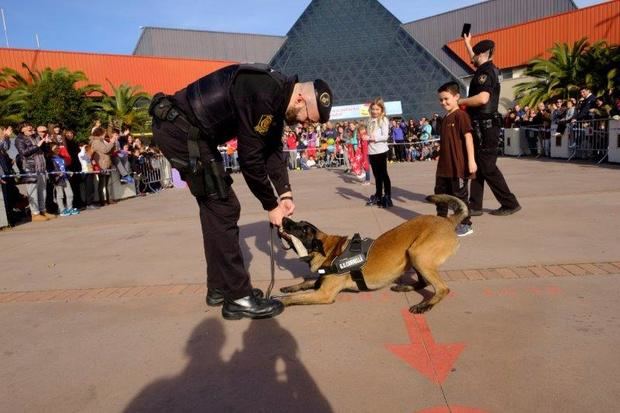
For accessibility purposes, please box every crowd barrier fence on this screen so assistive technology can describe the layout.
[502,118,617,165]
[1,155,173,228]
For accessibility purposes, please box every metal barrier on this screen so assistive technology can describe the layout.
[567,119,609,164]
[132,154,172,192]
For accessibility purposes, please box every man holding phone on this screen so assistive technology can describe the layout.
[458,29,521,216]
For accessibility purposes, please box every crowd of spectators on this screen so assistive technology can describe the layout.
[0,121,166,226]
[502,87,620,157]
[276,114,443,176]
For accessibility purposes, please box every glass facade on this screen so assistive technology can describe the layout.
[270,0,463,119]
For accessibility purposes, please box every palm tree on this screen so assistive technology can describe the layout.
[0,67,30,124]
[0,64,103,125]
[514,38,590,107]
[580,40,619,98]
[99,81,151,130]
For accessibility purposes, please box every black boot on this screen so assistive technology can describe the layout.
[378,195,392,208]
[222,294,284,320]
[206,287,264,307]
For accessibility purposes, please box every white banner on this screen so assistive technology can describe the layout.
[329,101,403,120]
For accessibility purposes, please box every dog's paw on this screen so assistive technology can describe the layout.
[279,286,297,294]
[391,284,414,293]
[409,303,432,314]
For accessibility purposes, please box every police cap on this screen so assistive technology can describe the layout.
[314,79,333,123]
[472,39,495,55]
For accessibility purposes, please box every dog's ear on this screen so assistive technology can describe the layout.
[311,239,325,256]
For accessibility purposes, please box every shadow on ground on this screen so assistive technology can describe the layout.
[123,318,333,412]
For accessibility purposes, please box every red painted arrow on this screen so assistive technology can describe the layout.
[386,308,465,383]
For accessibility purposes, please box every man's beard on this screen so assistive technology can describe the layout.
[285,106,302,124]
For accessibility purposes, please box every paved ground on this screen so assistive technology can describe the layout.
[1,157,619,412]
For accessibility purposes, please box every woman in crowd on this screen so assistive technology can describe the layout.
[365,97,392,207]
[90,127,117,206]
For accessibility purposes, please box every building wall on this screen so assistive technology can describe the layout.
[402,0,576,77]
[134,27,285,64]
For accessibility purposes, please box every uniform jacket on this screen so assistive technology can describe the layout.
[168,64,296,211]
[467,61,500,119]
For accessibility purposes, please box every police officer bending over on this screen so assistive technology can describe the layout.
[150,64,332,320]
[458,35,521,216]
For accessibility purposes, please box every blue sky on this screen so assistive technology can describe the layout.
[0,0,607,54]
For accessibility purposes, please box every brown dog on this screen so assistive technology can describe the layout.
[277,194,468,313]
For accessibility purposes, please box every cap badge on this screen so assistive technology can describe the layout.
[319,92,331,107]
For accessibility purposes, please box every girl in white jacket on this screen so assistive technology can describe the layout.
[366,98,392,207]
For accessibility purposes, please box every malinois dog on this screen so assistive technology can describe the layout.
[277,194,467,313]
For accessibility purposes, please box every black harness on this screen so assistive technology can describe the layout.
[317,233,374,291]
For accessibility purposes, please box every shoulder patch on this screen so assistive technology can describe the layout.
[254,114,274,135]
[478,74,487,84]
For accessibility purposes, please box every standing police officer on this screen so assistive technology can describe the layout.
[150,64,332,320]
[458,35,521,216]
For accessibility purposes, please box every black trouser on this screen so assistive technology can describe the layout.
[69,173,84,208]
[97,172,111,204]
[152,112,252,301]
[470,124,519,211]
[394,142,406,162]
[369,151,391,198]
[435,176,471,226]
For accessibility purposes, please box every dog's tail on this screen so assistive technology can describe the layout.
[426,194,469,227]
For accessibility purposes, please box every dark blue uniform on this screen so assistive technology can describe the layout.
[467,60,520,212]
[152,65,296,301]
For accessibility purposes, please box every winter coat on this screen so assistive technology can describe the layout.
[15,133,48,183]
[90,135,115,170]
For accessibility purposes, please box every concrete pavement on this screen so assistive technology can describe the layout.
[1,157,619,412]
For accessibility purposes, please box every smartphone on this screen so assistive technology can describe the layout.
[461,23,471,38]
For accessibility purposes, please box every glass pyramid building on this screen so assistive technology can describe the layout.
[270,0,462,119]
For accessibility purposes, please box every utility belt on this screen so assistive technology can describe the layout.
[149,93,230,200]
[472,113,502,146]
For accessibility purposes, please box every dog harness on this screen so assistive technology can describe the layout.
[318,233,374,291]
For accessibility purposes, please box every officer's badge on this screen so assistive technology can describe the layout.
[478,74,488,84]
[254,114,273,135]
[319,92,331,107]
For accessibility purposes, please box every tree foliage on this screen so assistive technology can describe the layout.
[0,64,152,137]
[99,82,151,132]
[514,38,620,107]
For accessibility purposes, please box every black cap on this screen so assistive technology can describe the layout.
[472,39,495,55]
[313,79,333,123]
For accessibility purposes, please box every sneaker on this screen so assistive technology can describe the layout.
[365,194,379,206]
[60,209,71,217]
[31,213,48,222]
[361,181,371,186]
[469,209,483,217]
[222,294,284,320]
[86,204,100,210]
[70,208,80,215]
[120,176,130,184]
[42,212,57,220]
[456,224,474,237]
[206,288,264,307]
[489,205,522,216]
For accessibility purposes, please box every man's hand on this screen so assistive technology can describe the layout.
[280,198,295,217]
[268,205,287,227]
[463,33,472,46]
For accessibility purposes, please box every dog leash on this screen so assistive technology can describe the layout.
[267,223,276,299]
